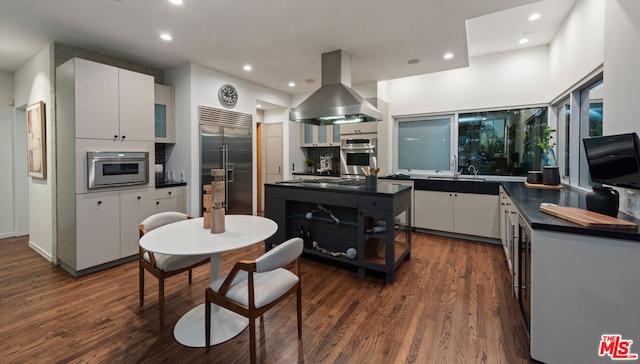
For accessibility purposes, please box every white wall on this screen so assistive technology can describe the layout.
[604,0,640,137]
[379,45,551,174]
[166,62,291,216]
[549,0,605,99]
[603,0,640,217]
[0,71,15,238]
[13,45,54,260]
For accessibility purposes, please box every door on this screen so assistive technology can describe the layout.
[265,123,283,184]
[201,124,223,214]
[200,124,253,215]
[225,126,253,215]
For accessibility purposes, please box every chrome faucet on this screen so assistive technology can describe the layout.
[451,155,458,179]
[468,165,479,180]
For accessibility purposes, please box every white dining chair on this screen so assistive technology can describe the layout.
[139,212,210,326]
[204,237,303,363]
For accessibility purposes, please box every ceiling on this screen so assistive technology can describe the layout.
[0,0,575,96]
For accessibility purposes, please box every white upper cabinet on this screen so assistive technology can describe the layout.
[339,122,377,135]
[73,58,154,142]
[154,83,175,143]
[300,124,340,147]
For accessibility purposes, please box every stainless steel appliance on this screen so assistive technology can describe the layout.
[518,216,531,334]
[200,107,253,215]
[87,151,149,189]
[340,137,377,177]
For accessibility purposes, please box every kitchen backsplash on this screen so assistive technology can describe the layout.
[308,147,340,174]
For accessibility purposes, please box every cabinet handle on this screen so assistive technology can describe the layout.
[114,135,118,139]
[168,191,172,195]
[156,201,160,205]
[121,135,126,140]
[97,201,102,205]
[137,196,141,200]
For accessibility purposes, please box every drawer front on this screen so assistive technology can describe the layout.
[155,186,183,200]
[358,195,393,211]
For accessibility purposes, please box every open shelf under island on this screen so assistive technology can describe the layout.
[264,180,412,283]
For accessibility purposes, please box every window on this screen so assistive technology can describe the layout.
[396,116,453,172]
[394,107,549,177]
[579,79,604,188]
[458,107,548,176]
[555,101,571,178]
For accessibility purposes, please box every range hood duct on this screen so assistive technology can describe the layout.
[290,50,382,125]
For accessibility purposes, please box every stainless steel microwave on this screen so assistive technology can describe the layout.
[87,151,149,189]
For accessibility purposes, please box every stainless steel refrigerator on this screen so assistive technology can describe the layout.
[200,120,253,215]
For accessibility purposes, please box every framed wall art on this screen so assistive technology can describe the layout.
[27,101,46,179]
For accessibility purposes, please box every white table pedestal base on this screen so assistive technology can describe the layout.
[173,303,249,347]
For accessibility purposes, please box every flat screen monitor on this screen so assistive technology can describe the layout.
[583,133,640,190]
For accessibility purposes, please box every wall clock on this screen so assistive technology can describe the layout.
[218,84,238,106]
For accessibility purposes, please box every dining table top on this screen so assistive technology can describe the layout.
[139,215,278,256]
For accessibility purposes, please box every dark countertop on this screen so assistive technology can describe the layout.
[155,180,187,188]
[292,172,340,178]
[502,182,640,241]
[269,180,411,196]
[380,175,640,241]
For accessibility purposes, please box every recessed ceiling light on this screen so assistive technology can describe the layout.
[528,13,541,21]
[243,64,252,71]
[160,33,173,41]
[288,82,295,88]
[519,33,531,44]
[256,104,262,108]
[169,0,183,5]
[443,53,454,60]
[406,58,423,66]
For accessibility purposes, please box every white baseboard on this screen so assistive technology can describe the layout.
[28,241,53,263]
[0,231,16,239]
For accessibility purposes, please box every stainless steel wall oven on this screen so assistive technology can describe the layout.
[87,151,149,189]
[340,137,377,177]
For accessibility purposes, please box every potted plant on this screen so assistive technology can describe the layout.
[537,123,557,167]
[304,158,315,173]
[537,123,560,185]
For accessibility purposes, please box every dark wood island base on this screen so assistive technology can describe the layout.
[264,181,412,283]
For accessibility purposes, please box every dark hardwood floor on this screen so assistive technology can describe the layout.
[0,233,530,363]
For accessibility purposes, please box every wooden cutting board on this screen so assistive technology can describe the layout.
[524,181,563,189]
[539,204,638,230]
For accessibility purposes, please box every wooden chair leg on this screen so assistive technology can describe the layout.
[159,276,165,326]
[188,269,192,284]
[139,265,145,306]
[297,287,302,338]
[205,294,211,352]
[250,317,257,364]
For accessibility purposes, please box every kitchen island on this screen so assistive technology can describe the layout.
[264,179,412,283]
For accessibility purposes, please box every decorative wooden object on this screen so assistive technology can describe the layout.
[203,169,226,233]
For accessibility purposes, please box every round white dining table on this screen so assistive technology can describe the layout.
[139,215,278,348]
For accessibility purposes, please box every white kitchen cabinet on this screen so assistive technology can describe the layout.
[300,124,340,147]
[414,191,454,231]
[120,188,156,257]
[72,187,155,272]
[72,58,153,142]
[414,190,499,239]
[154,186,186,213]
[154,83,175,143]
[75,191,121,271]
[339,122,377,135]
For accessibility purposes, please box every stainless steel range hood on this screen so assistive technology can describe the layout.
[290,50,382,126]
